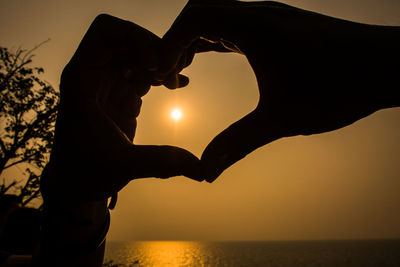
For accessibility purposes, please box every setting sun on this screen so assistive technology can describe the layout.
[171,108,183,121]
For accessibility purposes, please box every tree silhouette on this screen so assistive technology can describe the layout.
[0,44,59,206]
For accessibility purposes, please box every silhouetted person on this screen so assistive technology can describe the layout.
[159,0,400,182]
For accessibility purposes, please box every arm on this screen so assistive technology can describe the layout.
[34,14,204,266]
[160,0,400,182]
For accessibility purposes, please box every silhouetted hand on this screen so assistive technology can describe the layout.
[43,14,204,203]
[161,0,400,182]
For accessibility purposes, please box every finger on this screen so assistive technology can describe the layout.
[178,38,234,72]
[158,2,218,77]
[81,104,204,201]
[154,38,233,88]
[163,74,190,89]
[124,31,160,72]
[163,0,240,46]
[84,14,161,72]
[201,109,284,183]
[192,38,235,53]
[122,145,205,182]
[120,67,152,97]
[159,0,243,79]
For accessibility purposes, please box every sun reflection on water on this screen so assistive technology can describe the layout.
[125,241,207,267]
[106,240,400,267]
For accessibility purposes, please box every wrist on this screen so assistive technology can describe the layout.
[37,198,109,263]
[42,198,108,243]
[36,164,113,265]
[40,164,108,242]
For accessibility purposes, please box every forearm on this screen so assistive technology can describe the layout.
[244,2,400,105]
[33,165,109,266]
[322,23,400,105]
[361,25,400,105]
[33,196,108,266]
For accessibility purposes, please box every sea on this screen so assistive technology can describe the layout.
[104,239,400,267]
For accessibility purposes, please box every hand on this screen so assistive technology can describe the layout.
[161,0,400,182]
[43,14,204,203]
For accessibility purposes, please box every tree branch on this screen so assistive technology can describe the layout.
[1,41,50,94]
[10,105,57,158]
[21,39,50,64]
[0,49,27,93]
[0,137,7,154]
[22,189,40,206]
[3,150,46,170]
[0,180,17,194]
[4,156,33,170]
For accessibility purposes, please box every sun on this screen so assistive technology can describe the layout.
[171,108,183,121]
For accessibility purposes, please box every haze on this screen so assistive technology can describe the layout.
[1,0,399,241]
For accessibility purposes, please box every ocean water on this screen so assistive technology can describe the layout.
[104,240,400,267]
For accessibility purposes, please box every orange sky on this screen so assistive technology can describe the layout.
[1,0,400,241]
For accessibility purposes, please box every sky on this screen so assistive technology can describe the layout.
[1,0,400,241]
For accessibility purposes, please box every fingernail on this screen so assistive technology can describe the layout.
[153,72,167,81]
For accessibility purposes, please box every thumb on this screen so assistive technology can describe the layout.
[122,145,205,182]
[159,0,240,78]
[158,1,198,78]
[201,109,283,183]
